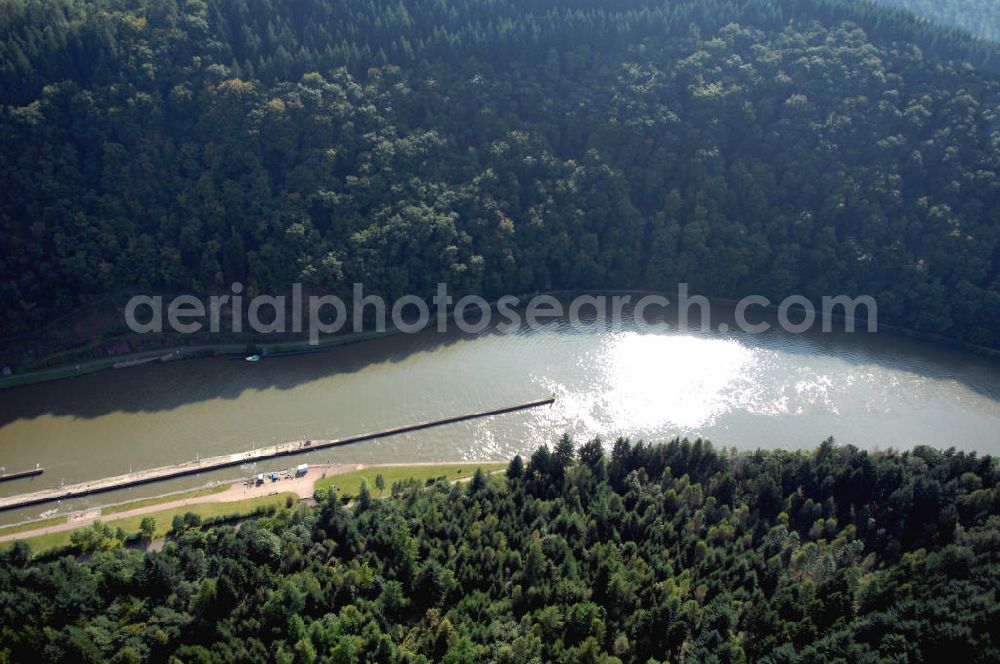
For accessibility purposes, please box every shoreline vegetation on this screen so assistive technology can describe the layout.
[2,437,997,661]
[0,461,507,555]
[2,290,997,392]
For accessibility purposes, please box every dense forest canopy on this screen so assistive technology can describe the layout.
[873,0,1000,43]
[1,0,1000,347]
[1,437,998,662]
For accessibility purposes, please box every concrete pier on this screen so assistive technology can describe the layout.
[0,397,554,511]
[0,467,44,484]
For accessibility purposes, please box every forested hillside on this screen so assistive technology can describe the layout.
[873,0,1000,43]
[1,437,998,662]
[2,0,1000,346]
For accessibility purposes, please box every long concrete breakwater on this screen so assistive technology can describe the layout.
[0,397,554,512]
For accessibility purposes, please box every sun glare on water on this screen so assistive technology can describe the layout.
[538,331,777,440]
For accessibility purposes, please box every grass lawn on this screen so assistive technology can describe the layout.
[101,484,229,515]
[7,492,298,555]
[0,484,230,536]
[0,515,67,537]
[315,462,508,497]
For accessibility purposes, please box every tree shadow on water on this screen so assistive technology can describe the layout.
[1,310,999,427]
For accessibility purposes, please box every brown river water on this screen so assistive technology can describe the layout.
[1,307,998,525]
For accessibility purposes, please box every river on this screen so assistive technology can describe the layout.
[1,305,998,525]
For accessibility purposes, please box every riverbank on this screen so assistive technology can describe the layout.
[0,462,506,554]
[3,290,997,391]
[0,326,401,390]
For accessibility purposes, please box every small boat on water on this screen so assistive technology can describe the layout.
[245,354,261,362]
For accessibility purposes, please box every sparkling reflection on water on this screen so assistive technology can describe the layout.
[1,309,999,524]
